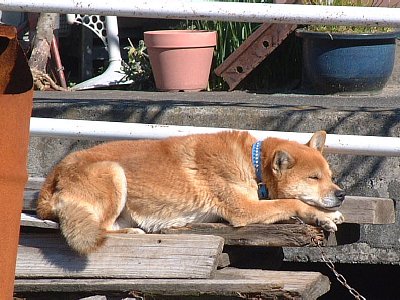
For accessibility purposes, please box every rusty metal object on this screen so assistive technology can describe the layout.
[50,35,67,89]
[215,22,297,91]
[0,24,33,299]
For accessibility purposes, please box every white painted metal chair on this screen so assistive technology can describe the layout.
[66,14,129,90]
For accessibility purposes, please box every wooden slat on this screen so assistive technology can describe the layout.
[24,177,395,224]
[14,267,330,300]
[21,212,59,229]
[25,177,45,190]
[16,233,224,279]
[20,214,325,246]
[214,23,297,91]
[162,223,325,247]
[23,190,39,212]
[21,213,327,247]
[217,253,231,269]
[340,196,395,224]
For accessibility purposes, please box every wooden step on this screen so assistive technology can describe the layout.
[14,267,330,300]
[16,233,224,279]
[17,178,334,299]
[339,195,395,224]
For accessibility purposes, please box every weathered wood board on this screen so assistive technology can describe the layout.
[21,212,59,229]
[339,196,395,224]
[14,267,330,300]
[16,233,224,279]
[20,213,326,247]
[24,177,395,224]
[162,222,325,247]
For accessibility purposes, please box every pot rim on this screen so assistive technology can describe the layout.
[144,30,217,48]
[295,28,400,40]
[144,29,216,35]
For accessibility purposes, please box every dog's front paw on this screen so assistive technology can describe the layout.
[316,210,344,232]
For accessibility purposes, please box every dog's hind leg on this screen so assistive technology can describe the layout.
[53,161,128,254]
[107,205,147,235]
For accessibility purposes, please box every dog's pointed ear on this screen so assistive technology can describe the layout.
[307,131,326,153]
[272,150,295,177]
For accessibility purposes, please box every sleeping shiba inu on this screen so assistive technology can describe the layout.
[37,130,344,254]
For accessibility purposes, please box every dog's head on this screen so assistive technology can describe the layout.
[264,131,345,209]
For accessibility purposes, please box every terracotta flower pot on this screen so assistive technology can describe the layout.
[0,25,33,298]
[144,30,217,92]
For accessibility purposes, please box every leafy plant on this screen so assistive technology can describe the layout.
[121,39,155,90]
[304,0,396,33]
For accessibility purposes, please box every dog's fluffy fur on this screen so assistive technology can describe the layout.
[37,130,344,254]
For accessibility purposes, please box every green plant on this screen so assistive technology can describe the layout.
[121,39,155,90]
[304,0,396,33]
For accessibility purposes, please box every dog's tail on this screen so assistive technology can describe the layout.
[37,168,106,255]
[36,168,59,220]
[37,161,127,255]
[56,200,107,255]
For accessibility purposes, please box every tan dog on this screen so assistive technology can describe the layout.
[37,130,344,255]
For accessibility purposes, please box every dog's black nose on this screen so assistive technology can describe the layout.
[335,189,346,202]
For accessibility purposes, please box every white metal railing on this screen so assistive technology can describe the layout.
[30,118,400,157]
[3,1,399,156]
[0,0,400,27]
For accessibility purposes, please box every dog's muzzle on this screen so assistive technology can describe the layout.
[335,189,346,203]
[321,189,345,209]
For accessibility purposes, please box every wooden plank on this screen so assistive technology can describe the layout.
[214,23,297,91]
[25,177,45,190]
[16,233,224,279]
[23,177,43,212]
[162,223,325,247]
[23,177,395,224]
[23,190,39,212]
[21,212,59,229]
[21,213,326,246]
[21,213,325,246]
[217,253,231,269]
[14,267,330,300]
[340,196,395,224]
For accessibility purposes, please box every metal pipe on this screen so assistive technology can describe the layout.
[50,35,67,89]
[30,117,400,156]
[104,16,121,62]
[1,0,400,26]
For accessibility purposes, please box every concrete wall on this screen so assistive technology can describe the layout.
[29,89,400,264]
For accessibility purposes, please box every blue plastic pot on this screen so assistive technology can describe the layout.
[296,29,398,94]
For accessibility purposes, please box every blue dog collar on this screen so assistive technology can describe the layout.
[252,141,269,199]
